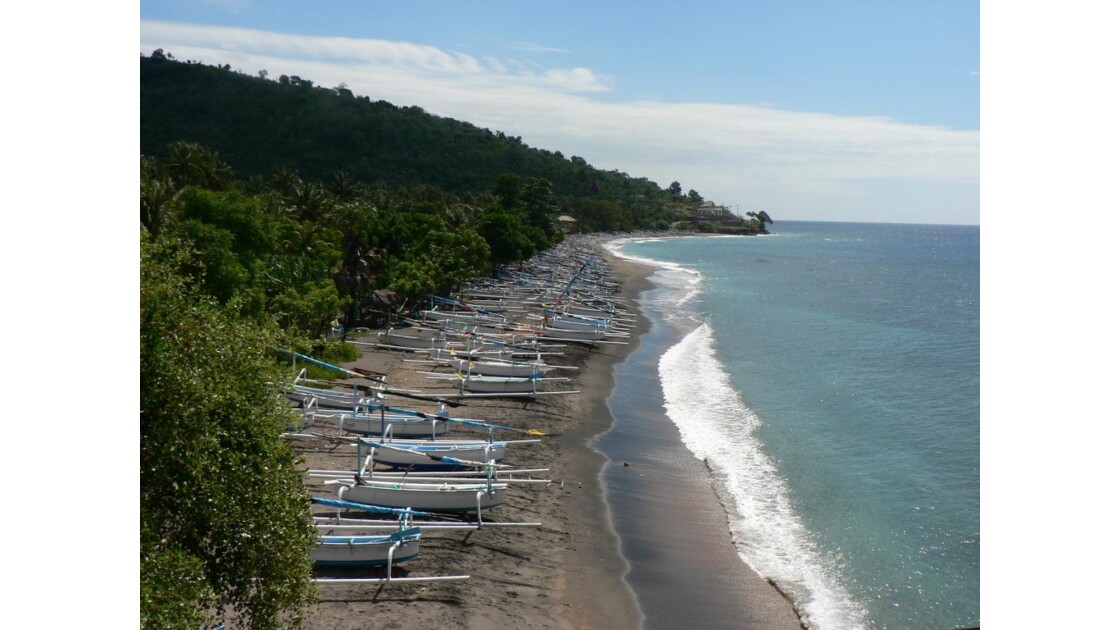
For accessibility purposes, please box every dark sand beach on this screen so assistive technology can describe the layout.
[298,253,803,629]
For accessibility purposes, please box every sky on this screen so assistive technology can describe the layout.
[138,0,979,225]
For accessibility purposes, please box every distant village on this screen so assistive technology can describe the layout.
[559,200,770,235]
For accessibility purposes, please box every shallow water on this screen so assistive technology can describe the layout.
[604,222,979,630]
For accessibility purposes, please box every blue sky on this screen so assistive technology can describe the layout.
[139,0,979,224]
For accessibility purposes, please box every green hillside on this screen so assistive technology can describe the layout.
[140,52,770,625]
[141,52,701,231]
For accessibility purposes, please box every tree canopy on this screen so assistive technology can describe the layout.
[140,236,316,628]
[141,54,700,232]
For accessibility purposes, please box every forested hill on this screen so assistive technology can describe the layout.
[140,52,773,627]
[141,52,698,230]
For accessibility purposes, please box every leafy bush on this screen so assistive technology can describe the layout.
[141,238,316,628]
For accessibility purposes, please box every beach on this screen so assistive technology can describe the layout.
[298,252,804,629]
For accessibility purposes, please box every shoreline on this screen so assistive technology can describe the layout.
[597,250,806,630]
[296,244,801,629]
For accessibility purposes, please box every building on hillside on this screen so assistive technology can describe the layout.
[694,200,733,218]
[558,215,578,233]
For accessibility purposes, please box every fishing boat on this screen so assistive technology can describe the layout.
[329,402,457,438]
[425,332,566,357]
[420,309,506,328]
[375,328,452,351]
[457,375,555,393]
[418,372,571,394]
[365,439,509,470]
[313,527,422,566]
[310,497,471,584]
[441,356,554,379]
[536,326,618,342]
[430,294,523,316]
[335,478,508,513]
[424,346,517,362]
[338,410,449,438]
[286,386,379,411]
[310,468,552,486]
[543,313,612,332]
[280,369,382,410]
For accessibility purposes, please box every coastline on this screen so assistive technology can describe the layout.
[603,225,981,629]
[597,250,806,630]
[296,247,801,629]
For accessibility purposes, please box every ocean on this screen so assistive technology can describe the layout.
[600,221,979,630]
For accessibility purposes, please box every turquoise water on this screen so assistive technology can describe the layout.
[608,222,979,630]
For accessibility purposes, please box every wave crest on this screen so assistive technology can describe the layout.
[659,323,867,630]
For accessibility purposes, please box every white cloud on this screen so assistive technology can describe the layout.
[482,56,507,73]
[140,21,979,224]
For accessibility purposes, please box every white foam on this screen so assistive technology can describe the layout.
[659,323,869,630]
[605,238,703,321]
[611,236,868,627]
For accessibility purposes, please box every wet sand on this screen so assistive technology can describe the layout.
[297,252,802,629]
[596,275,806,629]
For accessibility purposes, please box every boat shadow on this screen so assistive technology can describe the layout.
[313,564,466,605]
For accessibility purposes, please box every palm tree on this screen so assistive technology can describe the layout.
[271,167,303,201]
[442,203,481,230]
[140,156,182,237]
[329,171,359,201]
[270,169,332,222]
[162,141,233,190]
[290,180,332,222]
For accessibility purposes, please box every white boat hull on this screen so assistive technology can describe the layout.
[458,375,542,393]
[312,528,421,565]
[367,441,507,469]
[449,358,549,378]
[341,482,507,512]
[546,316,609,332]
[377,331,448,350]
[341,414,448,438]
[287,393,376,411]
[420,310,505,327]
[537,327,607,341]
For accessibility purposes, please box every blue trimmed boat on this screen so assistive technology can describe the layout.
[312,527,422,566]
